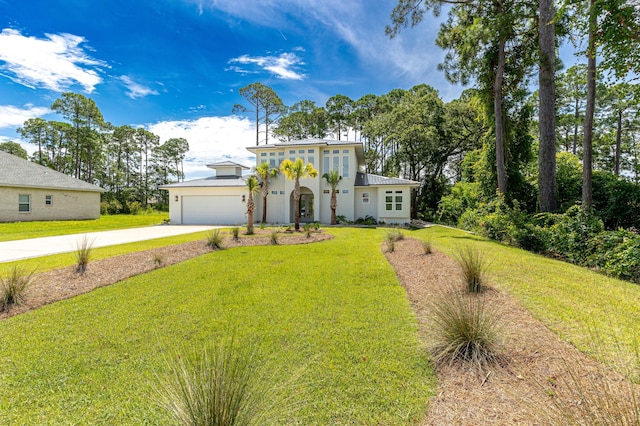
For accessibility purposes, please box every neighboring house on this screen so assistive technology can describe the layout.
[162,139,419,225]
[0,151,104,222]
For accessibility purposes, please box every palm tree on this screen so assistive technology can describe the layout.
[254,161,279,224]
[322,169,342,225]
[245,175,260,234]
[280,158,318,231]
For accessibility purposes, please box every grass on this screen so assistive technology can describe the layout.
[0,213,168,242]
[269,229,279,245]
[419,225,640,374]
[429,286,502,371]
[75,235,94,273]
[157,338,275,426]
[0,265,36,310]
[422,238,432,255]
[205,229,224,250]
[0,228,434,424]
[453,244,487,293]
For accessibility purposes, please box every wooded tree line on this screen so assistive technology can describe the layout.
[5,92,189,212]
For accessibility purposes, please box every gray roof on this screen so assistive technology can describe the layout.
[354,172,419,187]
[0,151,104,192]
[206,161,250,169]
[247,138,360,149]
[160,175,248,189]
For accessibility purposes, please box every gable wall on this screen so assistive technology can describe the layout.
[0,186,100,222]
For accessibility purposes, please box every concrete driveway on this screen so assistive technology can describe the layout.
[0,225,217,263]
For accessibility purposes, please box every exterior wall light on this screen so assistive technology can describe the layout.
[174,195,179,202]
[242,195,246,203]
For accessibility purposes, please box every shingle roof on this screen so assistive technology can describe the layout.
[354,172,419,187]
[160,175,248,189]
[0,151,104,192]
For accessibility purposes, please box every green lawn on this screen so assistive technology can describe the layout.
[0,213,169,242]
[0,228,434,425]
[420,225,640,370]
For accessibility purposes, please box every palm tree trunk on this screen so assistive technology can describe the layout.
[294,179,301,231]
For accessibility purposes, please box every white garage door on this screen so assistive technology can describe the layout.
[182,196,245,225]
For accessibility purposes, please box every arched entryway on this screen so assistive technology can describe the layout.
[290,187,314,223]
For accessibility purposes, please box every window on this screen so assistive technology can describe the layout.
[298,149,305,154]
[342,155,349,178]
[332,149,339,154]
[342,190,349,194]
[385,191,393,211]
[269,158,276,168]
[279,191,285,195]
[19,194,30,213]
[362,192,370,204]
[260,152,267,158]
[308,154,314,167]
[323,189,330,194]
[45,195,53,206]
[289,149,296,161]
[332,156,339,172]
[395,195,403,210]
[271,191,278,195]
[323,156,329,174]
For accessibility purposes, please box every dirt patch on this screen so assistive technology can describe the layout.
[385,237,636,425]
[0,229,332,321]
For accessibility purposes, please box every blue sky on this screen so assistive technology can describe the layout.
[0,0,573,179]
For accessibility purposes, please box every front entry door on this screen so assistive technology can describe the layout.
[299,194,314,222]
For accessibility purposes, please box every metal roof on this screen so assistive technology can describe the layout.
[0,151,104,192]
[354,172,419,187]
[206,160,250,169]
[160,175,248,189]
[246,138,366,167]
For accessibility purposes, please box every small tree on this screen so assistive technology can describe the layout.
[245,176,260,234]
[322,169,342,225]
[280,158,318,231]
[254,162,279,224]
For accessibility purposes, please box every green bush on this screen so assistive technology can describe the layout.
[592,171,640,230]
[588,230,640,283]
[128,201,143,215]
[100,199,124,215]
[437,182,482,226]
[547,205,604,264]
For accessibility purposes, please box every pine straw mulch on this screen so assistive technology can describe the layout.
[385,237,637,425]
[0,229,332,321]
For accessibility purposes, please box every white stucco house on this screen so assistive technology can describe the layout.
[0,151,104,222]
[161,139,419,225]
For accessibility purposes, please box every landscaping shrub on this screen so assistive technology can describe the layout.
[75,235,94,273]
[546,205,604,264]
[270,230,279,245]
[355,215,377,225]
[100,199,123,215]
[303,223,312,238]
[152,252,165,267]
[454,245,487,293]
[422,239,432,255]
[231,227,240,241]
[593,171,640,230]
[437,181,482,226]
[429,287,502,371]
[1,265,36,310]
[128,201,143,215]
[588,230,640,283]
[156,339,273,426]
[385,229,404,243]
[206,229,224,250]
[313,221,321,230]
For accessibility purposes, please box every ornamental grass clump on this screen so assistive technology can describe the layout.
[386,229,405,243]
[206,229,224,250]
[1,265,36,311]
[231,227,240,241]
[303,223,313,238]
[429,287,502,372]
[75,235,94,274]
[270,230,279,245]
[152,252,165,267]
[454,244,487,293]
[156,340,273,426]
[422,239,432,255]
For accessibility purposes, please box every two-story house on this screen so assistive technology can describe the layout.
[161,139,418,225]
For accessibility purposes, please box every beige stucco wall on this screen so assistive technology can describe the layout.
[0,186,100,222]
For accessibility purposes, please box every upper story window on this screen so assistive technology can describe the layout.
[19,194,30,213]
[342,155,349,178]
[362,192,370,204]
[323,156,330,175]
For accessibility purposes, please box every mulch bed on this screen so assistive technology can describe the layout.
[385,237,635,425]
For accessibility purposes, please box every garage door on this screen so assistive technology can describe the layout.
[182,195,245,225]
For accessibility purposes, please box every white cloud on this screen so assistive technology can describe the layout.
[0,28,107,93]
[0,104,49,128]
[227,52,305,80]
[147,115,256,180]
[119,75,159,99]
